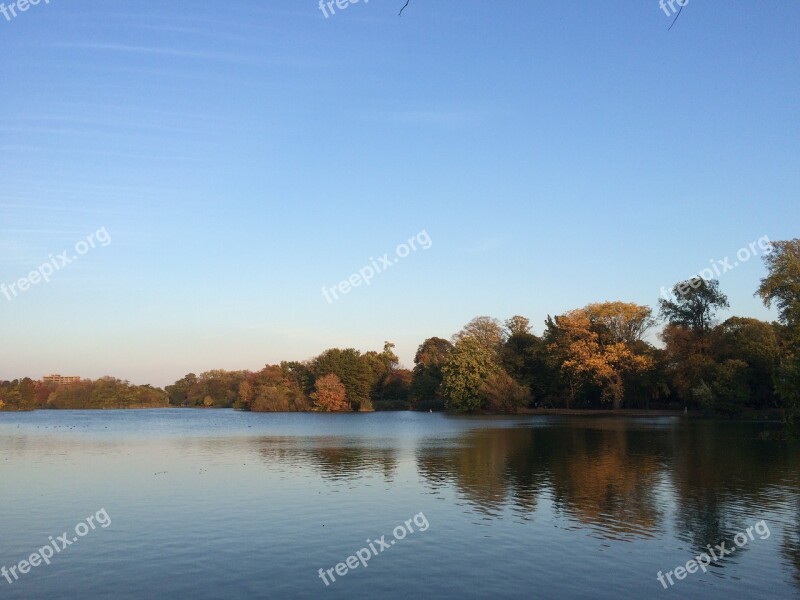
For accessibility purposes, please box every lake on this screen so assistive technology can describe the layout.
[0,410,798,599]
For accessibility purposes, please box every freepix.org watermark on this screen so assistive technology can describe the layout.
[0,0,51,23]
[317,512,429,586]
[318,0,367,19]
[656,519,771,589]
[658,0,688,18]
[321,230,432,304]
[659,235,772,301]
[1,227,111,302]
[2,508,111,585]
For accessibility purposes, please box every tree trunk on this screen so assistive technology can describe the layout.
[611,374,623,410]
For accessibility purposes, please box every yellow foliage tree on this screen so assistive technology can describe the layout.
[556,302,655,409]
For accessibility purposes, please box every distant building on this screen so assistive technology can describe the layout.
[42,374,81,385]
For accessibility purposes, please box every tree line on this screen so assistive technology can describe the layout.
[163,238,799,428]
[2,239,798,431]
[0,377,168,410]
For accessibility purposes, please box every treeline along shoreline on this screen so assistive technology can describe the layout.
[2,240,798,433]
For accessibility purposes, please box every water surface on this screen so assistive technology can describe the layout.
[1,410,798,599]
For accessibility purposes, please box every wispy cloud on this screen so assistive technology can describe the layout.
[52,43,262,65]
[50,43,339,68]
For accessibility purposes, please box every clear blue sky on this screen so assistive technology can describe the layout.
[1,1,798,387]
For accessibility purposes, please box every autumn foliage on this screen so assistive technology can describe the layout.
[553,303,655,409]
[311,373,350,412]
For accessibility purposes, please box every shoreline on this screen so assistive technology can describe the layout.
[0,406,786,422]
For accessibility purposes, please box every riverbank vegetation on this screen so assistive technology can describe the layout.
[0,377,168,410]
[2,239,797,428]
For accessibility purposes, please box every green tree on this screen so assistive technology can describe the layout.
[410,337,453,410]
[757,239,800,328]
[757,239,800,433]
[708,359,751,416]
[659,278,729,333]
[659,279,729,409]
[46,378,168,409]
[711,317,780,408]
[453,316,505,356]
[165,373,198,406]
[280,361,315,397]
[18,377,35,408]
[312,348,375,411]
[441,338,500,412]
[363,342,400,403]
[500,323,553,401]
[504,315,531,338]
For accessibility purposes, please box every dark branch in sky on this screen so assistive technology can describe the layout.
[399,0,410,16]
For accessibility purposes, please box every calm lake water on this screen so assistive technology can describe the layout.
[0,410,798,599]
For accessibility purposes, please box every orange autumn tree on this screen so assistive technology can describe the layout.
[311,373,350,412]
[554,302,655,409]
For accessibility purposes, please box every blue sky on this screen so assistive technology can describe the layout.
[1,0,798,387]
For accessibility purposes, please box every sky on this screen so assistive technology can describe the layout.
[0,0,798,387]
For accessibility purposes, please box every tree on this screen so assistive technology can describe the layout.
[166,371,245,408]
[504,315,531,338]
[441,338,500,412]
[410,337,453,410]
[165,373,197,406]
[543,315,585,407]
[659,280,729,410]
[452,316,505,355]
[312,374,349,412]
[757,239,800,433]
[380,341,399,370]
[44,378,168,409]
[659,278,729,333]
[708,359,751,416]
[587,302,655,344]
[280,361,315,398]
[500,327,539,389]
[200,370,247,407]
[500,322,559,404]
[711,317,780,408]
[245,365,309,412]
[625,346,672,409]
[312,348,376,411]
[363,342,400,403]
[757,239,800,328]
[378,369,413,410]
[661,323,715,404]
[18,377,35,407]
[479,371,531,413]
[555,302,655,409]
